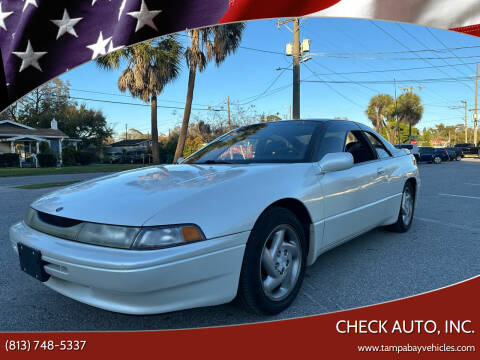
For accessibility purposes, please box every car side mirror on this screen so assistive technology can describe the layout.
[176,157,184,164]
[318,152,354,173]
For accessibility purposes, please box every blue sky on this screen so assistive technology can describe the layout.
[60,18,480,138]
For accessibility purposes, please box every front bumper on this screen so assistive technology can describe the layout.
[10,221,248,315]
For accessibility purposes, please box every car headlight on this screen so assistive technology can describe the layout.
[77,223,141,249]
[132,225,205,250]
[24,208,205,250]
[77,223,205,250]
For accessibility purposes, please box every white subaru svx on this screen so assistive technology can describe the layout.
[10,120,419,315]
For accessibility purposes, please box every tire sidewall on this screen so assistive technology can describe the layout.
[239,207,307,315]
[398,182,415,231]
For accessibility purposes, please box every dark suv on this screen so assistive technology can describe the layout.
[418,147,449,164]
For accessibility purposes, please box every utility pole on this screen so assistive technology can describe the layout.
[474,63,478,146]
[292,18,300,119]
[461,100,468,143]
[226,96,231,128]
[278,18,304,120]
[125,124,127,141]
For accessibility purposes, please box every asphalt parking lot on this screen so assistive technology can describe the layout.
[1,159,479,331]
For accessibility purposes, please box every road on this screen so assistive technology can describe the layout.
[1,160,479,331]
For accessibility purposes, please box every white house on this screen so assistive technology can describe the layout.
[0,119,79,166]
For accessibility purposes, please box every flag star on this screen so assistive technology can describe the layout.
[118,0,126,20]
[12,40,47,72]
[0,3,13,31]
[51,9,82,39]
[22,0,38,12]
[91,0,111,6]
[107,40,124,53]
[127,0,162,32]
[87,31,112,59]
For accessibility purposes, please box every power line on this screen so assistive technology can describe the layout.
[303,63,364,109]
[369,21,451,103]
[397,23,473,90]
[69,96,226,111]
[69,88,213,107]
[301,75,477,84]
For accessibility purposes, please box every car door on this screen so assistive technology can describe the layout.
[362,130,399,219]
[318,123,385,248]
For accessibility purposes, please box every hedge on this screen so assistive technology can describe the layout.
[75,151,96,165]
[37,153,57,167]
[0,153,20,167]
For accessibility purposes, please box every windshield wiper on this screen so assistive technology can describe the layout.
[199,160,233,164]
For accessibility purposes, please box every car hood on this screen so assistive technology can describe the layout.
[30,164,314,237]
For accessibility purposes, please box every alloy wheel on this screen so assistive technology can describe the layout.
[260,225,302,301]
[401,187,414,226]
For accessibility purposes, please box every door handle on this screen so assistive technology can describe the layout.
[377,168,385,176]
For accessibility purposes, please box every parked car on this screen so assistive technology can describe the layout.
[450,147,464,160]
[108,152,123,164]
[454,143,480,157]
[418,147,448,164]
[126,150,148,163]
[394,144,420,161]
[443,148,456,161]
[10,120,419,315]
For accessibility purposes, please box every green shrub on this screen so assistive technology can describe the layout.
[39,141,52,154]
[0,153,20,167]
[37,153,57,167]
[75,151,96,165]
[62,146,78,166]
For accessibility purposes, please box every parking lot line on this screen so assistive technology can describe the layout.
[464,183,480,186]
[414,217,480,232]
[438,193,480,200]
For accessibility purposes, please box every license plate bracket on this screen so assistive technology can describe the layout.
[18,243,50,282]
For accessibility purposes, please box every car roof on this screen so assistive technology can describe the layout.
[263,119,371,128]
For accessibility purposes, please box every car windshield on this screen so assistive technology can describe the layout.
[419,147,433,153]
[184,121,320,164]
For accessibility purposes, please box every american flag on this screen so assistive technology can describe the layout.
[0,0,230,111]
[1,0,479,113]
[0,0,337,112]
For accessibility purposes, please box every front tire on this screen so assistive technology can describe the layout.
[237,207,307,315]
[386,182,415,233]
[433,156,442,164]
[456,155,462,161]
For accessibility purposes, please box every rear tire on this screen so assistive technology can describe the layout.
[456,155,461,161]
[386,182,415,233]
[237,207,307,315]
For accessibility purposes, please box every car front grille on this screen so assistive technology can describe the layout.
[24,208,84,241]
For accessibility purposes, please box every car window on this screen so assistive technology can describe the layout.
[316,129,346,160]
[364,132,391,159]
[344,131,376,164]
[184,121,320,164]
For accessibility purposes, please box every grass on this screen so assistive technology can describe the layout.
[15,180,81,189]
[0,164,148,177]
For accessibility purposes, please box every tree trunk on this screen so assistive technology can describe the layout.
[408,120,412,143]
[174,64,197,163]
[151,95,159,164]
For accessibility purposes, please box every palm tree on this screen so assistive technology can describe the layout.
[173,23,245,162]
[396,92,424,142]
[96,37,182,164]
[365,94,394,132]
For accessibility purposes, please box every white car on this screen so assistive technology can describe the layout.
[10,120,419,315]
[394,144,420,161]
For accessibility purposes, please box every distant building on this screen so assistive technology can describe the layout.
[106,139,152,154]
[0,119,80,166]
